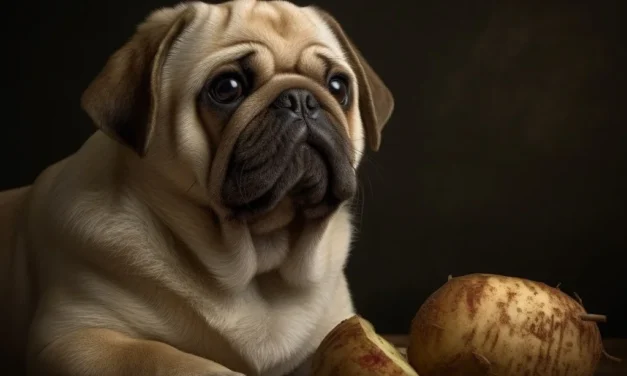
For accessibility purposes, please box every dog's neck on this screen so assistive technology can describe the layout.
[123,150,351,292]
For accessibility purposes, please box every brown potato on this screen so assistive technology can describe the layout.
[407,273,604,376]
[312,315,419,376]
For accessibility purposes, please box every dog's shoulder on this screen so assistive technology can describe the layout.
[23,133,158,257]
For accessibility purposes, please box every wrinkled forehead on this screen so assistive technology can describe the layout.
[191,0,345,69]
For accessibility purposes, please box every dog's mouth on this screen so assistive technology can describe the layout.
[221,98,356,221]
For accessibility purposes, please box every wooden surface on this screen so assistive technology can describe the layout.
[382,335,626,375]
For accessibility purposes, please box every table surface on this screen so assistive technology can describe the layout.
[382,335,626,376]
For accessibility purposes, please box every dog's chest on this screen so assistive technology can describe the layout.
[145,210,353,374]
[152,275,334,376]
[206,282,330,375]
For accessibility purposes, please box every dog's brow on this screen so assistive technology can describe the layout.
[311,51,349,78]
[219,40,333,73]
[315,53,338,69]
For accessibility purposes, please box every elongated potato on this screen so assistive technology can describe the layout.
[312,315,419,376]
[407,273,603,376]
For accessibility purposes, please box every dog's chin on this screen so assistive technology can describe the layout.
[220,109,357,230]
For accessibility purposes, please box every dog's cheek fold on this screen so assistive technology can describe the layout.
[232,154,304,219]
[306,116,357,203]
[291,146,328,206]
[221,114,306,207]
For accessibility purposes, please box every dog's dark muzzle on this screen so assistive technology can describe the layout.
[221,88,357,220]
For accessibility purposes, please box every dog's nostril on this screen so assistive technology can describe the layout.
[287,93,300,112]
[305,94,319,111]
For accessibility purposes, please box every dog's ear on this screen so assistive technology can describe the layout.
[80,5,197,156]
[313,8,395,151]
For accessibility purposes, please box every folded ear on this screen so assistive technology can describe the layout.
[313,8,395,151]
[80,5,197,156]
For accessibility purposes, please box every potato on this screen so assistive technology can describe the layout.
[407,273,604,376]
[312,315,419,376]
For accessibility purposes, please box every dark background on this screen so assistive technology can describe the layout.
[2,0,626,338]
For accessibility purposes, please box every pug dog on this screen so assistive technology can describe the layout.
[0,0,394,375]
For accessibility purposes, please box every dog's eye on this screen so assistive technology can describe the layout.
[327,75,350,107]
[209,73,246,104]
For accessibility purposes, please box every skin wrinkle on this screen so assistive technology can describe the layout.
[224,124,304,208]
[237,116,275,163]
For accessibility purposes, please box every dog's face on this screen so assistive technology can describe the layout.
[81,0,394,228]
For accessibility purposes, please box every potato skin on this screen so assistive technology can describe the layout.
[407,273,602,376]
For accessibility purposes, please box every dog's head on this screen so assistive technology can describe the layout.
[81,0,394,228]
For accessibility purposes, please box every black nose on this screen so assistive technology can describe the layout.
[272,89,320,118]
